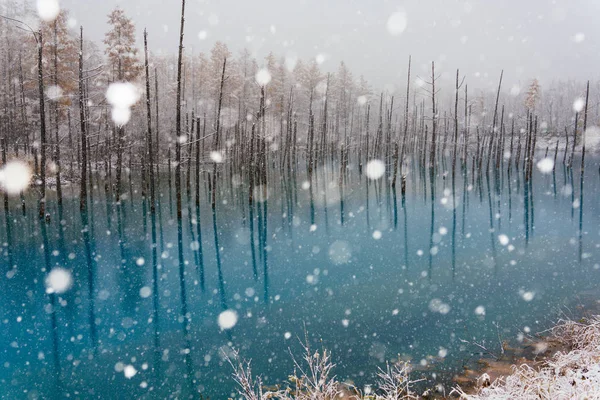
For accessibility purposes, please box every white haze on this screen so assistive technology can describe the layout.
[58,0,600,91]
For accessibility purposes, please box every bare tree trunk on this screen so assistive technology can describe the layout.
[115,126,124,203]
[18,52,29,155]
[53,20,62,207]
[78,27,88,211]
[213,58,227,150]
[578,81,589,263]
[154,69,160,182]
[569,112,578,168]
[399,56,411,166]
[175,0,186,227]
[452,69,460,174]
[307,90,315,176]
[144,29,156,215]
[37,28,47,219]
[429,61,437,170]
[487,70,503,172]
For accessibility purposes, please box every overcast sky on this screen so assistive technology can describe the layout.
[58,0,600,92]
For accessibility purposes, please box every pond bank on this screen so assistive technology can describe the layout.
[449,299,600,399]
[229,301,600,399]
[451,314,600,399]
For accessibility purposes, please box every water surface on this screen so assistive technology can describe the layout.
[1,158,599,398]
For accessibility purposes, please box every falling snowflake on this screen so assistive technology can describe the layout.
[124,365,137,379]
[210,151,224,163]
[109,106,132,129]
[46,85,63,101]
[37,0,60,22]
[387,11,407,36]
[536,158,554,174]
[218,310,238,330]
[573,98,585,112]
[139,287,152,298]
[429,298,451,315]
[106,82,140,126]
[328,240,352,265]
[365,160,385,180]
[45,268,73,294]
[0,160,32,195]
[521,291,535,302]
[315,53,327,64]
[255,68,272,86]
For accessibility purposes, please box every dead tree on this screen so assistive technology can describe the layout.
[144,29,156,215]
[79,26,88,211]
[37,27,47,219]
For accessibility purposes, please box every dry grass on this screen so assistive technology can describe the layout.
[228,315,600,399]
[451,316,600,399]
[227,343,422,400]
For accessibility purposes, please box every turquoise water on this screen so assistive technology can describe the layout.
[1,158,599,399]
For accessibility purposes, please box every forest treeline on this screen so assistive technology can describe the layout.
[0,0,596,219]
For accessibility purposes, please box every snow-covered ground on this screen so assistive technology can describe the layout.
[453,315,600,399]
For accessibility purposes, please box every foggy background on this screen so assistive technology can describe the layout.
[55,0,600,92]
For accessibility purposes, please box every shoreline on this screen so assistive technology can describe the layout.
[228,300,600,399]
[449,298,600,399]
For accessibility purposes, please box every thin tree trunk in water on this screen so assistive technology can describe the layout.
[211,58,227,216]
[79,27,88,211]
[429,61,437,170]
[214,58,227,150]
[452,69,460,173]
[2,138,8,213]
[578,81,589,263]
[307,90,315,177]
[144,29,156,215]
[463,85,469,167]
[154,69,160,182]
[495,106,504,171]
[18,52,29,155]
[563,127,569,165]
[399,56,411,167]
[115,126,124,203]
[37,28,47,219]
[167,146,173,216]
[175,0,187,327]
[195,117,203,208]
[186,114,193,200]
[67,109,74,176]
[570,112,578,168]
[486,70,503,172]
[53,20,62,207]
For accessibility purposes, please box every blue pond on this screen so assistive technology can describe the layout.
[1,157,599,399]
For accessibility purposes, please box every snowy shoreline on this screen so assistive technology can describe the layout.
[452,314,600,399]
[227,312,600,399]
